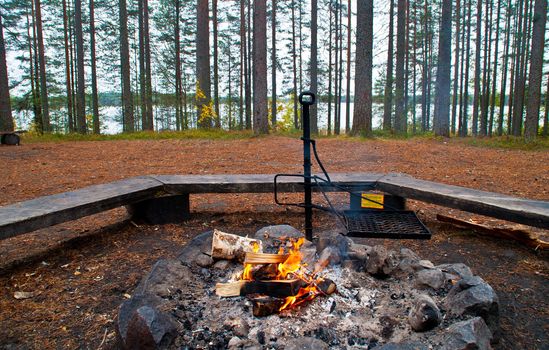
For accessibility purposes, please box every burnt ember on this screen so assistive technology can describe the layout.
[116,225,500,349]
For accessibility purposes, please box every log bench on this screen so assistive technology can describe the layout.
[0,173,547,241]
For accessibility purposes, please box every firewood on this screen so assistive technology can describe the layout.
[216,279,305,298]
[249,296,285,317]
[244,252,289,264]
[251,264,279,281]
[317,278,337,295]
[211,229,263,262]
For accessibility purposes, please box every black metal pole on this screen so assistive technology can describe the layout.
[299,91,315,241]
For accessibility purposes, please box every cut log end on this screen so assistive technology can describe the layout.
[249,296,285,317]
[211,229,263,262]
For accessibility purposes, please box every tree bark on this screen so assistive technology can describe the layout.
[451,0,461,135]
[543,72,549,137]
[252,0,268,134]
[511,0,528,136]
[0,9,13,132]
[61,0,74,133]
[460,0,472,136]
[433,0,451,137]
[33,0,49,132]
[74,0,86,134]
[246,0,252,129]
[144,0,153,130]
[471,0,482,136]
[271,0,277,128]
[524,0,547,140]
[327,1,333,134]
[240,0,246,129]
[310,0,318,134]
[488,0,502,136]
[334,0,339,134]
[291,0,298,129]
[344,0,351,134]
[175,0,182,130]
[394,0,406,134]
[196,0,212,128]
[352,0,373,135]
[213,0,220,128]
[90,0,100,134]
[497,0,512,136]
[383,0,395,131]
[119,0,134,132]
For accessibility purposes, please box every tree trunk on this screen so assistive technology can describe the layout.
[488,0,501,136]
[451,0,461,135]
[0,9,13,132]
[271,0,277,128]
[144,0,153,130]
[421,0,428,132]
[175,0,182,131]
[394,0,406,134]
[511,0,528,136]
[196,0,212,128]
[327,1,333,135]
[310,0,318,134]
[457,0,466,135]
[479,0,493,136]
[90,0,100,134]
[471,0,482,136]
[383,0,395,131]
[344,0,351,134]
[543,72,549,137]
[213,0,220,127]
[433,0,451,137]
[138,0,146,130]
[524,0,547,140]
[497,0,512,136]
[246,0,252,129]
[334,0,339,134]
[336,0,343,134]
[352,0,373,135]
[74,0,86,134]
[291,0,298,129]
[61,0,74,133]
[507,3,519,134]
[119,0,134,132]
[33,0,49,132]
[412,1,417,133]
[252,0,268,134]
[240,0,246,129]
[26,8,41,132]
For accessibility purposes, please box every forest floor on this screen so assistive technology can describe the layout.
[0,135,548,349]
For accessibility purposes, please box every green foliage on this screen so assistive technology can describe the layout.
[21,129,254,143]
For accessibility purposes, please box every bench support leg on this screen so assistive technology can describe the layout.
[128,194,190,225]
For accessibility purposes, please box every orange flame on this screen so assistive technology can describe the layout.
[242,242,261,280]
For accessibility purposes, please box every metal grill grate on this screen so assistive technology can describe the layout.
[344,210,431,239]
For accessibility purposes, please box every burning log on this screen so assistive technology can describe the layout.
[244,252,289,264]
[216,279,305,298]
[249,296,285,317]
[211,229,263,262]
[317,278,337,295]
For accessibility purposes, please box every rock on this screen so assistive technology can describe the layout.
[285,337,329,350]
[134,259,195,298]
[124,305,177,350]
[314,246,341,272]
[194,253,214,268]
[376,342,429,350]
[436,263,474,279]
[315,231,352,257]
[418,260,435,269]
[408,295,442,332]
[438,317,493,350]
[223,318,250,338]
[415,269,446,290]
[254,225,303,252]
[399,248,421,261]
[228,336,245,349]
[116,294,164,348]
[366,246,400,277]
[212,260,233,270]
[444,276,499,334]
[178,231,213,262]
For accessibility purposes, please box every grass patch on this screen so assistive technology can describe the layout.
[21,129,255,143]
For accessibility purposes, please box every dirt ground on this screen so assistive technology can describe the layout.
[0,136,548,349]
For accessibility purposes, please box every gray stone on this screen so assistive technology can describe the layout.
[315,231,352,257]
[228,336,246,349]
[254,225,303,252]
[284,337,329,350]
[314,246,341,272]
[124,305,177,350]
[224,317,250,338]
[194,253,214,268]
[366,245,400,277]
[134,259,195,298]
[408,295,442,332]
[212,259,233,270]
[177,231,213,262]
[116,294,164,348]
[376,342,429,350]
[437,263,474,279]
[399,248,421,261]
[415,269,446,290]
[439,317,493,350]
[444,276,499,333]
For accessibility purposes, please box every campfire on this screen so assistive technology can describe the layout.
[213,230,336,316]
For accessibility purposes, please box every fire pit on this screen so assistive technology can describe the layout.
[115,225,499,349]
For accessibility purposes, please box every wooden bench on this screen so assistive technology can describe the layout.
[0,173,547,240]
